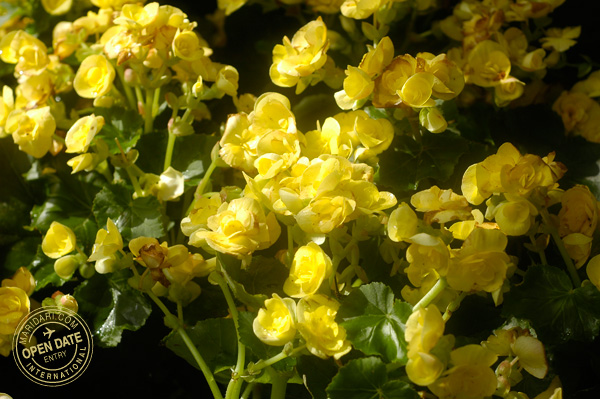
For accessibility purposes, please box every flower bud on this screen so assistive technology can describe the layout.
[419,107,448,133]
[54,255,81,279]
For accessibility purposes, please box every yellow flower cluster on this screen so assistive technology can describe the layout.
[252,292,352,360]
[270,17,341,94]
[483,326,548,395]
[441,0,579,106]
[334,35,463,133]
[0,267,35,356]
[128,236,215,304]
[553,71,600,143]
[218,91,396,236]
[405,306,446,386]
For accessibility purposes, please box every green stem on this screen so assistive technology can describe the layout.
[125,166,144,198]
[212,271,245,399]
[195,159,218,198]
[442,292,467,322]
[413,277,448,311]
[163,132,176,171]
[248,345,306,374]
[117,66,136,110]
[268,369,288,399]
[144,88,155,133]
[528,234,548,266]
[241,383,254,399]
[144,290,223,399]
[74,243,87,259]
[53,134,65,144]
[540,209,582,287]
[152,87,161,118]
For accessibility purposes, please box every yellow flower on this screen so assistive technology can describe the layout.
[553,91,600,143]
[296,294,351,359]
[42,221,77,259]
[54,255,82,279]
[410,186,471,224]
[446,228,511,293]
[486,195,538,236]
[359,36,394,78]
[296,194,356,234]
[307,0,345,13]
[405,234,450,287]
[218,0,248,15]
[190,197,281,258]
[173,29,204,61]
[14,71,54,109]
[0,86,15,138]
[0,286,30,335]
[67,153,96,173]
[181,193,223,236]
[341,66,374,102]
[219,113,259,174]
[1,333,12,357]
[558,185,598,267]
[156,167,185,201]
[0,30,49,75]
[254,128,301,178]
[41,0,73,15]
[1,267,36,296]
[353,112,395,161]
[253,294,297,346]
[74,54,116,99]
[284,242,333,298]
[91,0,138,9]
[466,40,511,87]
[429,345,498,399]
[6,106,56,158]
[340,0,381,19]
[251,92,297,137]
[572,70,600,98]
[559,185,598,237]
[586,254,600,290]
[540,26,581,52]
[65,114,105,154]
[406,351,446,386]
[419,107,448,134]
[512,335,548,379]
[88,218,124,262]
[494,77,525,107]
[405,306,445,356]
[388,202,419,242]
[270,17,329,91]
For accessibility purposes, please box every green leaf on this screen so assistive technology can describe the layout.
[95,106,143,154]
[377,132,469,194]
[503,265,600,343]
[337,282,412,363]
[30,172,102,232]
[326,357,419,399]
[92,183,165,241]
[172,134,219,187]
[74,270,152,347]
[297,355,339,399]
[217,253,268,309]
[165,317,237,374]
[30,245,69,291]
